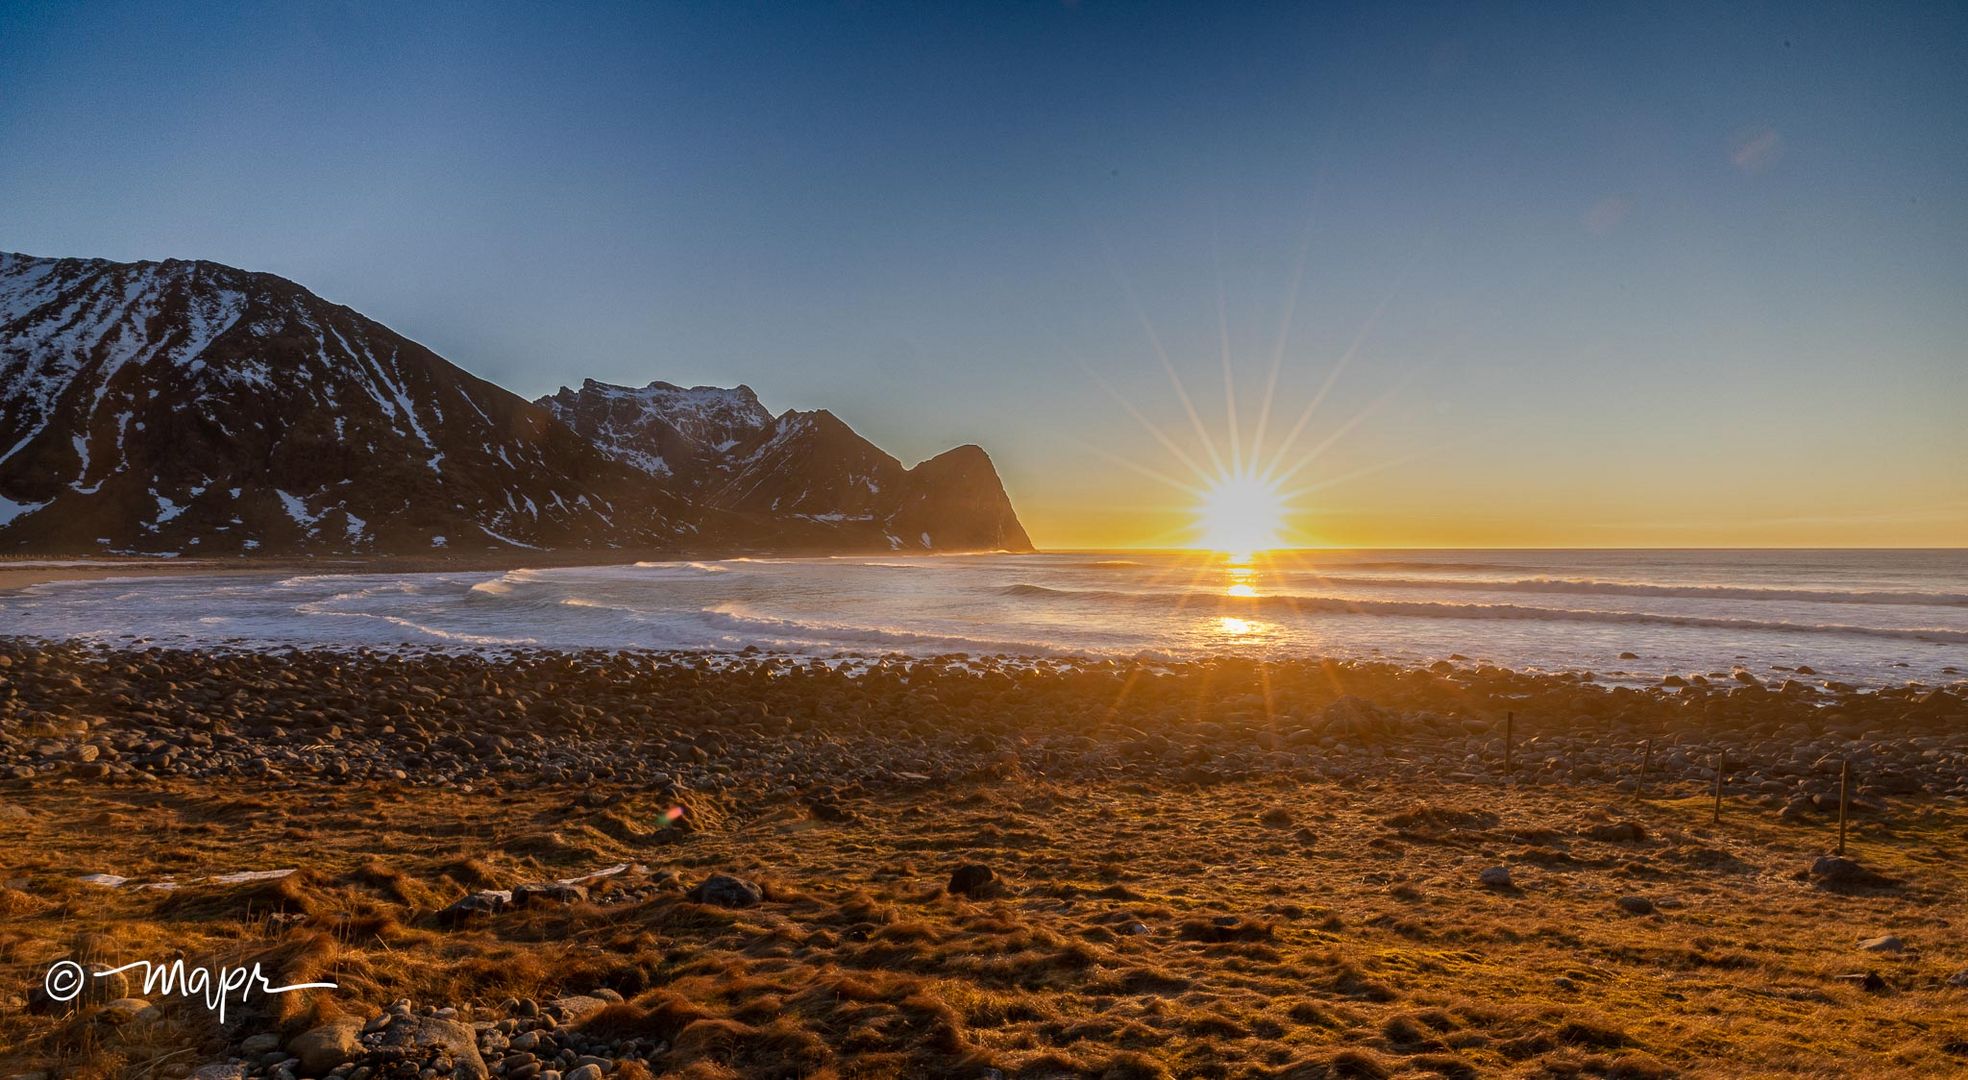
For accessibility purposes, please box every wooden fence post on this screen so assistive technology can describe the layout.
[1504,710,1514,777]
[1712,752,1724,824]
[1837,759,1850,857]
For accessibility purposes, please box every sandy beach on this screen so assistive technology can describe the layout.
[4,640,1966,1077]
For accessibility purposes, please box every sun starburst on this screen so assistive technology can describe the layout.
[1196,469,1285,561]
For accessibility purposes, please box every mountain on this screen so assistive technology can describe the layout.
[540,379,1034,552]
[535,379,772,484]
[0,251,1033,556]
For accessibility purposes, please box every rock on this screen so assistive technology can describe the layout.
[686,873,762,908]
[1808,856,1898,891]
[1585,821,1647,843]
[511,882,589,909]
[566,1067,604,1080]
[1479,866,1513,889]
[379,1016,488,1080]
[96,997,151,1025]
[1779,798,1815,823]
[947,863,998,897]
[1618,651,1638,660]
[1615,895,1655,916]
[289,1016,364,1075]
[438,889,511,926]
[1947,970,1968,987]
[242,1033,282,1054]
[1859,935,1905,953]
[1835,971,1888,992]
[550,995,609,1022]
[1258,807,1294,827]
[190,1066,248,1080]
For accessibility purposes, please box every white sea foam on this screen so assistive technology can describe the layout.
[1,551,1963,686]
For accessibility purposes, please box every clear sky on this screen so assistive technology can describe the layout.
[3,1,1964,548]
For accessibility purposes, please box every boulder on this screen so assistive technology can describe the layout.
[96,997,151,1025]
[289,1016,364,1076]
[685,874,762,908]
[438,889,511,927]
[379,1016,488,1080]
[1808,856,1898,891]
[947,863,998,897]
[511,882,589,909]
[1585,821,1647,843]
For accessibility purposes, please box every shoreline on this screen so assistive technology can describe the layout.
[5,550,1964,695]
[0,551,751,594]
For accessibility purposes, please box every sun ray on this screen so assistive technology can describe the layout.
[1108,253,1230,478]
[1212,228,1244,474]
[1071,437,1208,496]
[1277,438,1453,501]
[1260,283,1399,478]
[1245,210,1317,469]
[1078,361,1217,487]
[1271,377,1413,487]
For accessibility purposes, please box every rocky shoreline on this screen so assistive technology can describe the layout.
[3,639,1965,803]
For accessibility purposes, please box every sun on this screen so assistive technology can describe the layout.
[1196,470,1286,560]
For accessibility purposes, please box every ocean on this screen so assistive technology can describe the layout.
[4,549,1965,687]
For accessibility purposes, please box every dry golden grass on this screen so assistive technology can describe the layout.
[4,770,1967,1077]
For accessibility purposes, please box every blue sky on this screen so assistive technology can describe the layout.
[3,1,1964,545]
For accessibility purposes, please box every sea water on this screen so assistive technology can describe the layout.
[3,550,1964,688]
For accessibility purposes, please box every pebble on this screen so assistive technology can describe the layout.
[1615,895,1656,916]
[1479,866,1514,889]
[0,641,1959,801]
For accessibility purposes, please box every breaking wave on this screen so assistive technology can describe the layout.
[1274,574,1968,607]
[1000,583,1968,645]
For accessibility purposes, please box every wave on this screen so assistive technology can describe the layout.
[1001,584,1968,645]
[1275,574,1968,607]
[1291,559,1523,572]
[703,602,1055,654]
[467,568,547,596]
[292,605,538,646]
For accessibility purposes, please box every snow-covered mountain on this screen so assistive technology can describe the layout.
[0,252,1032,555]
[536,379,773,481]
[541,379,1033,552]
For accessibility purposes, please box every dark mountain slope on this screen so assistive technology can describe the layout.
[0,252,1034,556]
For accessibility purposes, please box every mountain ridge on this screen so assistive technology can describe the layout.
[0,251,1032,556]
